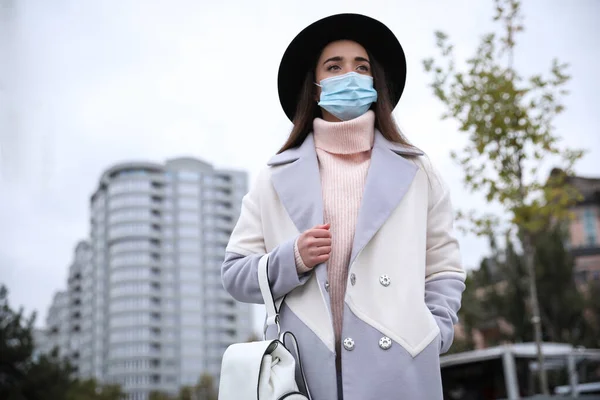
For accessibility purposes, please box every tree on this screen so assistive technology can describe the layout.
[0,284,124,399]
[453,234,526,350]
[450,271,486,351]
[1,284,36,389]
[98,384,125,400]
[456,221,598,351]
[196,373,218,400]
[534,225,592,345]
[246,333,259,342]
[149,391,174,400]
[67,378,125,400]
[423,0,584,394]
[0,284,74,399]
[11,349,74,400]
[178,386,193,400]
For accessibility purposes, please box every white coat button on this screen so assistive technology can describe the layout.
[379,336,392,350]
[379,274,391,287]
[350,273,356,286]
[324,281,329,292]
[343,338,355,351]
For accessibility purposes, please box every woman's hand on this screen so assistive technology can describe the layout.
[297,223,332,269]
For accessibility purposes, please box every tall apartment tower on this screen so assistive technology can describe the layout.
[43,157,253,400]
[91,157,252,399]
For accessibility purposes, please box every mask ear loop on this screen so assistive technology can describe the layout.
[313,82,323,104]
[313,82,323,105]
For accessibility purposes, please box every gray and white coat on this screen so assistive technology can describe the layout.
[221,131,466,400]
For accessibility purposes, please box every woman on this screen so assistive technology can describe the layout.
[222,13,465,400]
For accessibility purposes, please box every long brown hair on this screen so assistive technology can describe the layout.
[277,51,415,154]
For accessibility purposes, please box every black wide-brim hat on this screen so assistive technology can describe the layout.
[277,13,407,122]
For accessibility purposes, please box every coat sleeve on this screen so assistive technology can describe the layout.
[221,168,311,304]
[422,160,466,354]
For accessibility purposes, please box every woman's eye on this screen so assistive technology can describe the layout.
[357,65,369,72]
[327,65,341,71]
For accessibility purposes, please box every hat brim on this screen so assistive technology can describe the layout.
[277,13,407,122]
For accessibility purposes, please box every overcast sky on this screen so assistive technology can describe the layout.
[1,0,598,333]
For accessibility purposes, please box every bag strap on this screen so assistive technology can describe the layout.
[258,254,284,338]
[281,331,313,400]
[258,254,312,400]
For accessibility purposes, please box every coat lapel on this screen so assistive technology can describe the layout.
[268,135,332,318]
[267,134,323,233]
[349,132,424,264]
[268,131,424,270]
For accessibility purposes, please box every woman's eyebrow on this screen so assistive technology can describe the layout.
[323,56,371,65]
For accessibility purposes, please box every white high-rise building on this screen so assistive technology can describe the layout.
[32,328,53,361]
[70,241,95,378]
[43,157,253,400]
[45,291,70,358]
[43,240,95,376]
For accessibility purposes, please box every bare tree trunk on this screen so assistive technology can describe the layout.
[523,232,549,395]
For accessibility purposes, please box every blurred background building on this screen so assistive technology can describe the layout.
[45,291,71,359]
[566,173,600,283]
[40,157,253,400]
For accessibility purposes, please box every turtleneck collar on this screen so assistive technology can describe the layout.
[312,110,375,155]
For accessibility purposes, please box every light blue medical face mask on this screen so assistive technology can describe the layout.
[316,72,378,121]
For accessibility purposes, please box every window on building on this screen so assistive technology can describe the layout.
[180,254,201,266]
[163,228,174,239]
[204,217,215,227]
[109,209,151,224]
[583,208,598,246]
[178,211,199,223]
[181,282,201,296]
[115,169,148,178]
[182,268,202,281]
[178,239,200,252]
[179,198,200,210]
[109,194,151,209]
[204,232,216,242]
[108,179,151,195]
[203,189,215,200]
[181,297,202,310]
[178,226,200,238]
[178,170,200,181]
[179,184,199,196]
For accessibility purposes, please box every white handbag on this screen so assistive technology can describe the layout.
[218,254,312,400]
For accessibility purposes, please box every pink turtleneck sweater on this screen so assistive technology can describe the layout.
[294,110,375,353]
